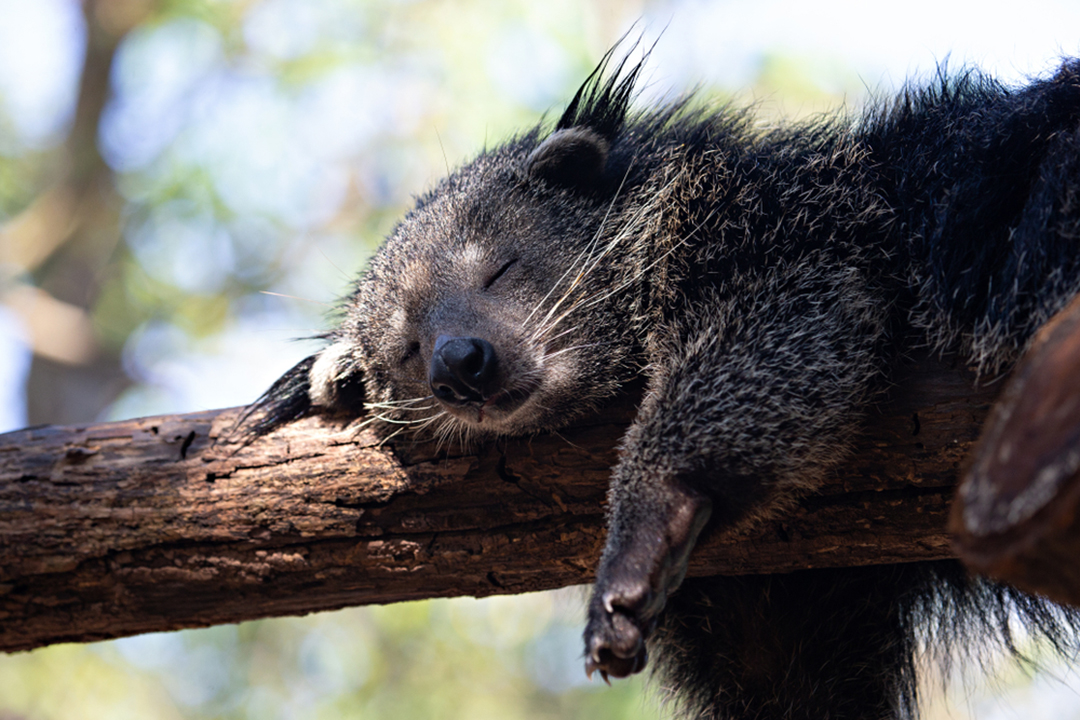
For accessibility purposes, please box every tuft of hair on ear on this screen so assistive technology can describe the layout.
[239,354,317,438]
[555,37,651,142]
[525,36,652,192]
[526,127,610,190]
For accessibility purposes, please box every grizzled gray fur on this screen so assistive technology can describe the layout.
[249,49,1080,719]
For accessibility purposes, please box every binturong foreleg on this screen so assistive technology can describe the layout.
[583,252,891,694]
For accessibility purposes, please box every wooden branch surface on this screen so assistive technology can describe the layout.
[0,354,996,652]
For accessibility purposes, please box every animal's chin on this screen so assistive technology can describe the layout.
[440,380,545,436]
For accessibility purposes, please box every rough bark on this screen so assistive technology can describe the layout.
[0,353,995,653]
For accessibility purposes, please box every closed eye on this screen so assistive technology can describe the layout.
[483,259,517,290]
[401,341,420,364]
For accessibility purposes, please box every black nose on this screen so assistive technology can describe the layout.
[429,335,498,405]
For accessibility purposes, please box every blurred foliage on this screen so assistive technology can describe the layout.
[0,590,656,720]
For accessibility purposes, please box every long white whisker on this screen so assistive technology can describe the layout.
[531,214,640,333]
[433,416,457,456]
[411,413,445,433]
[541,341,614,361]
[538,326,579,346]
[364,403,439,412]
[523,159,638,328]
[376,426,409,448]
[533,199,715,344]
[364,395,435,408]
[529,179,677,343]
[369,412,437,426]
[351,415,382,432]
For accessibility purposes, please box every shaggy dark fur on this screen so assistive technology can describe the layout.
[248,49,1080,718]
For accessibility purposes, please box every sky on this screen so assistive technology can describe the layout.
[649,0,1080,92]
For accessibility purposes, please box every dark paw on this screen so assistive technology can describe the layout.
[583,588,654,682]
[583,483,713,682]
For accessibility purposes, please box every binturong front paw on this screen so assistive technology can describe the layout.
[583,486,713,681]
[583,579,657,681]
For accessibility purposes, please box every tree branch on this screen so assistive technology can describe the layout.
[0,353,996,652]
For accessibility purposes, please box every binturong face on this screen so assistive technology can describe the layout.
[332,137,636,441]
[246,57,655,445]
[249,119,649,444]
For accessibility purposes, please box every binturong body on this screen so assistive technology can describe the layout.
[250,51,1080,719]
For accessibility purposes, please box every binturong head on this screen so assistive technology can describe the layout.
[244,52,651,444]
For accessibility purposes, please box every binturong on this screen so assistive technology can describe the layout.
[247,46,1080,719]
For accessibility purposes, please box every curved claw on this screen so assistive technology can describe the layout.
[584,657,612,685]
[584,647,647,680]
[584,609,649,682]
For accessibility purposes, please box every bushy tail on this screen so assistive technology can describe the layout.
[649,561,1080,720]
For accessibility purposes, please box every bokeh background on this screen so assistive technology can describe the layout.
[3,1,1080,718]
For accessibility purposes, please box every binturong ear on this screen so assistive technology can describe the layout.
[526,127,610,191]
[242,342,366,438]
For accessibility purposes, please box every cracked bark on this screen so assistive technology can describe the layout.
[0,353,996,653]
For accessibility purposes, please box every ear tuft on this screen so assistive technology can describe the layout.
[526,127,610,191]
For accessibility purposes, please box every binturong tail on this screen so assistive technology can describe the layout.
[648,561,1080,720]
